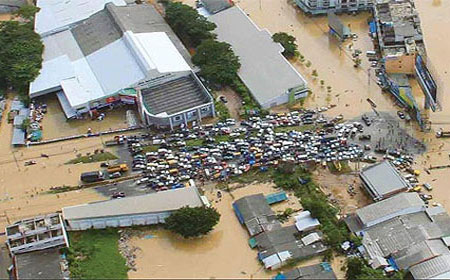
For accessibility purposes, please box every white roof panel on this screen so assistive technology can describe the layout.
[63,187,204,220]
[42,30,84,62]
[35,0,126,36]
[208,6,307,107]
[61,58,105,108]
[86,38,145,94]
[132,32,191,73]
[30,55,74,96]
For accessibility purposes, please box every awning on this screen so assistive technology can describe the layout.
[56,91,77,119]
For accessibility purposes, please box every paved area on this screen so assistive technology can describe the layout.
[94,179,155,198]
[352,111,426,155]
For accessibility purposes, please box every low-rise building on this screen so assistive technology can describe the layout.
[233,194,281,236]
[6,213,69,255]
[408,255,450,280]
[345,193,450,272]
[62,187,205,230]
[205,5,309,109]
[359,161,411,201]
[13,248,67,280]
[30,0,214,129]
[294,0,373,15]
[350,192,424,230]
[281,262,337,279]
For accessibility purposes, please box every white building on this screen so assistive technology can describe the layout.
[295,0,373,15]
[62,187,206,230]
[30,0,214,128]
[205,5,309,109]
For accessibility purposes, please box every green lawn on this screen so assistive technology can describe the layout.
[142,145,159,153]
[186,139,204,147]
[66,229,128,279]
[274,124,315,133]
[66,152,117,164]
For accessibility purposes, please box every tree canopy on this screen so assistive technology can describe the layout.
[272,32,299,59]
[0,21,43,90]
[345,257,405,280]
[192,39,240,86]
[14,5,40,21]
[165,2,216,47]
[165,206,220,238]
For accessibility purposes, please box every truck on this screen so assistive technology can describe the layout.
[107,164,129,173]
[436,129,450,138]
[81,171,106,183]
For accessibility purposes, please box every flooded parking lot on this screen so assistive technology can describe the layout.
[36,94,138,140]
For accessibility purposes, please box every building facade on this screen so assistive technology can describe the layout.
[63,186,205,231]
[295,0,373,15]
[30,0,214,128]
[6,214,69,255]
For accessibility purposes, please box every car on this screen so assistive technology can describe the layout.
[423,183,433,191]
[361,114,372,126]
[24,160,37,166]
[111,192,126,199]
[220,96,228,103]
[109,172,121,179]
[397,111,405,119]
[359,134,371,141]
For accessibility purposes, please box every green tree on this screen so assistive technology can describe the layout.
[165,206,221,238]
[312,69,318,78]
[165,2,216,47]
[346,257,396,280]
[272,32,299,59]
[346,257,366,280]
[14,5,40,21]
[192,39,240,86]
[0,21,43,90]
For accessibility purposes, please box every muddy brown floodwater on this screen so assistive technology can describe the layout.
[128,182,346,279]
[36,95,135,139]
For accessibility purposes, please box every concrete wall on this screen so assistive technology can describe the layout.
[66,211,173,231]
[385,54,416,74]
[261,88,309,109]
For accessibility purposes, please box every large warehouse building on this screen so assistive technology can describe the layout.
[30,0,214,129]
[359,160,411,201]
[62,187,205,230]
[203,3,309,109]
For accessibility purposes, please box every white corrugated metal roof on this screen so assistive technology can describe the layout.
[356,192,424,227]
[30,55,74,96]
[208,6,307,107]
[86,38,145,94]
[129,32,191,74]
[301,232,321,246]
[63,187,204,220]
[410,255,450,279]
[35,0,126,36]
[32,2,194,111]
[61,58,105,108]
